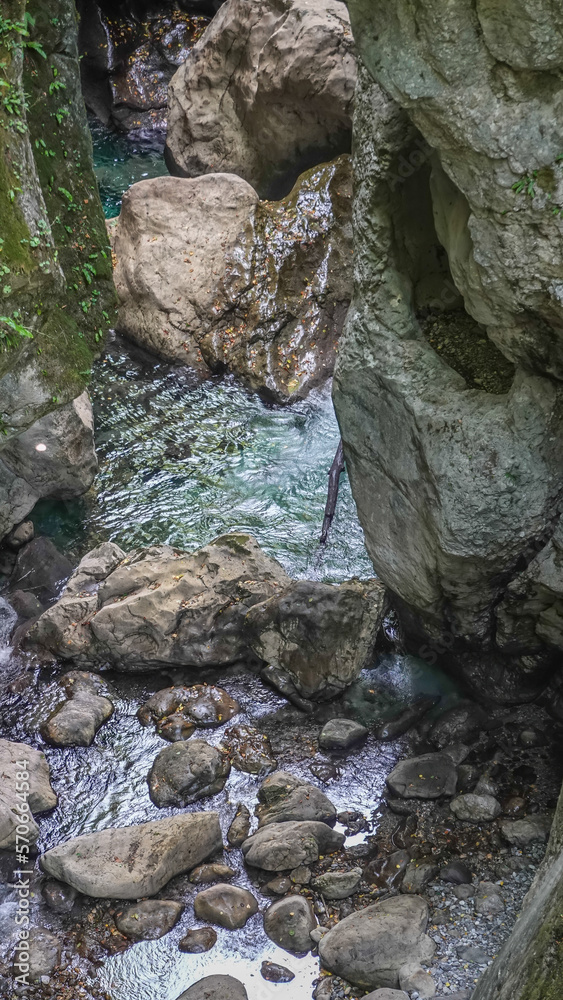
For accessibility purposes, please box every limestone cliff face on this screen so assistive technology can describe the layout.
[0,0,115,540]
[334,1,563,696]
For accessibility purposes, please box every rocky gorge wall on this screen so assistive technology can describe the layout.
[334,0,563,700]
[0,0,115,542]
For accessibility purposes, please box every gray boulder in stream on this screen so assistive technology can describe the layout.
[246,578,387,699]
[112,157,352,404]
[255,771,337,827]
[165,0,356,197]
[0,740,57,850]
[41,671,113,747]
[29,534,290,670]
[176,978,248,1000]
[319,895,434,990]
[29,536,385,699]
[40,812,222,899]
[242,821,344,870]
[148,740,230,807]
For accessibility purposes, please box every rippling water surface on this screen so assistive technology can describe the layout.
[34,336,373,582]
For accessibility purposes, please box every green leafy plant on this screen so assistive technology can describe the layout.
[0,314,33,352]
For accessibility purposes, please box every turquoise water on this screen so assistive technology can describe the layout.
[34,336,373,581]
[90,117,169,218]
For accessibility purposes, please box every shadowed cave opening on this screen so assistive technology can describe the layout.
[390,133,516,395]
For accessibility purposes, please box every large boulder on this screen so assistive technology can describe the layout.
[0,739,57,850]
[40,812,222,898]
[112,158,353,404]
[242,821,344,871]
[165,0,356,197]
[333,2,563,692]
[319,895,435,990]
[245,578,387,699]
[28,534,290,670]
[0,393,98,544]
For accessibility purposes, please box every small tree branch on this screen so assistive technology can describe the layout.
[320,439,345,545]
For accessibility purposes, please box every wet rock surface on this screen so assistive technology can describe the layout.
[40,812,222,898]
[178,927,217,954]
[166,0,356,197]
[112,159,353,403]
[0,739,57,850]
[221,723,277,775]
[319,719,368,750]
[148,739,230,807]
[176,977,248,1000]
[242,821,345,871]
[115,899,183,940]
[256,771,337,827]
[261,960,295,983]
[193,884,258,929]
[41,671,114,747]
[263,894,317,954]
[319,895,434,990]
[387,753,458,800]
[139,684,240,738]
[78,1,210,135]
[227,803,251,847]
[246,578,386,698]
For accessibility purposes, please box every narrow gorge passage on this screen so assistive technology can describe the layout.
[1,3,563,1000]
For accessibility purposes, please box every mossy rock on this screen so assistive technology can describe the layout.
[0,0,115,438]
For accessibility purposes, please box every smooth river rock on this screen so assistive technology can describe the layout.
[165,0,356,197]
[450,793,502,823]
[194,884,258,929]
[319,895,435,990]
[40,812,222,898]
[256,771,337,827]
[115,900,183,940]
[148,740,230,807]
[319,718,368,750]
[387,753,458,800]
[0,739,57,850]
[311,868,362,899]
[176,977,248,1000]
[242,821,345,871]
[112,159,353,404]
[41,671,113,748]
[263,895,317,954]
[139,684,240,738]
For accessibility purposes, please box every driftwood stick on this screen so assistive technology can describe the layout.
[320,439,345,545]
